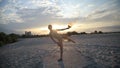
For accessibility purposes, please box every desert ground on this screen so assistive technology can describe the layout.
[0,33,120,68]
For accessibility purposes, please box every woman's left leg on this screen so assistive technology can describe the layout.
[58,39,63,61]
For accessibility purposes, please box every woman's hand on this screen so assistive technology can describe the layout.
[68,25,72,28]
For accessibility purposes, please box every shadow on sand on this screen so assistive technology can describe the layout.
[58,61,65,68]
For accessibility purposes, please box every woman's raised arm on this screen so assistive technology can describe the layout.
[56,25,71,31]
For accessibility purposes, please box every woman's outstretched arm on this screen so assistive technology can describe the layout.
[56,25,71,31]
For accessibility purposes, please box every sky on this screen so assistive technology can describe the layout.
[0,0,120,35]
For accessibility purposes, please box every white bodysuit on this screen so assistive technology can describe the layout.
[49,30,62,41]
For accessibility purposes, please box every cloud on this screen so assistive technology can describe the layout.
[0,0,81,25]
[0,13,23,24]
[30,0,81,18]
[57,4,80,18]
[31,0,54,7]
[0,0,2,2]
[87,9,115,20]
[0,0,24,24]
[0,0,120,34]
[87,4,94,7]
[85,0,120,22]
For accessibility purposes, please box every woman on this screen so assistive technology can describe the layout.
[48,24,75,61]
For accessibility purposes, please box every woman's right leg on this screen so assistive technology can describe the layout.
[63,35,76,43]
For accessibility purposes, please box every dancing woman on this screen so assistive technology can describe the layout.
[48,24,75,61]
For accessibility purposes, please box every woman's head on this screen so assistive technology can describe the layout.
[48,24,52,30]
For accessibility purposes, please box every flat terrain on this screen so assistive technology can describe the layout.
[0,33,120,68]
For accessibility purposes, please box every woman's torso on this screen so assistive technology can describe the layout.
[49,30,62,40]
